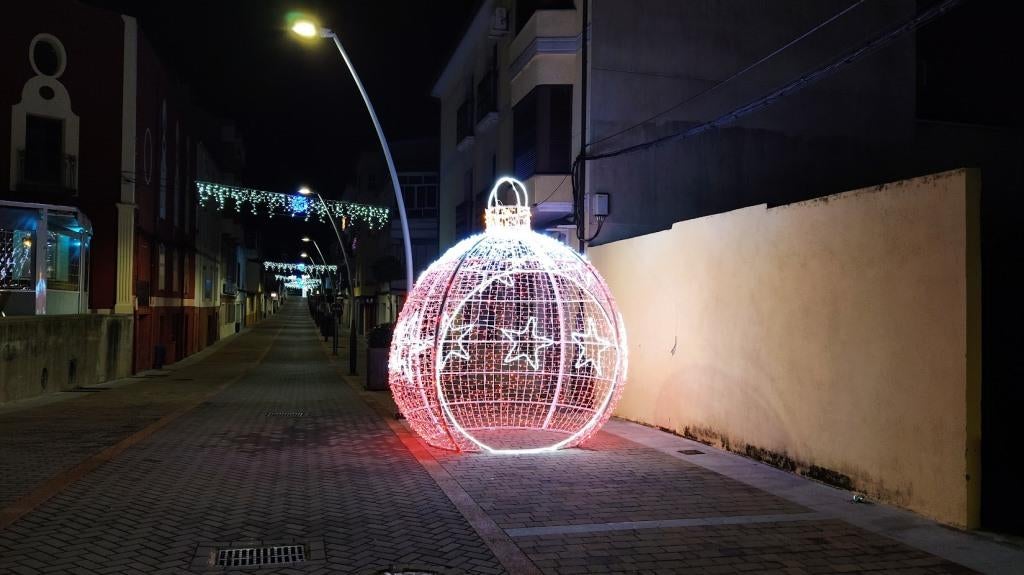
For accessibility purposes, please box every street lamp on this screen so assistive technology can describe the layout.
[289,16,414,296]
[299,187,358,373]
[303,235,342,355]
[302,236,329,265]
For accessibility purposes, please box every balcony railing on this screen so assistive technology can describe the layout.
[16,150,77,195]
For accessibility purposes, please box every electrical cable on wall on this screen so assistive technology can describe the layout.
[586,0,867,153]
[571,0,964,246]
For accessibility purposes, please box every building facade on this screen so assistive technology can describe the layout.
[1,0,270,392]
[433,0,580,251]
[434,0,1021,532]
[348,139,440,330]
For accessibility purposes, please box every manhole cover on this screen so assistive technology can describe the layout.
[215,544,305,568]
[679,449,705,455]
[266,411,306,417]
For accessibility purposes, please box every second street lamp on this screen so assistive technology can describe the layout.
[299,188,358,374]
[303,236,341,355]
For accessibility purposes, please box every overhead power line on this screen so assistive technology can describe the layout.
[573,0,965,246]
[582,0,963,163]
[587,0,866,151]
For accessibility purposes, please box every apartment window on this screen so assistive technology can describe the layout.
[173,123,180,227]
[170,248,178,292]
[203,264,213,301]
[455,168,474,238]
[456,80,475,144]
[513,84,572,180]
[400,174,439,218]
[157,244,166,291]
[476,46,498,123]
[159,101,167,220]
[184,138,191,233]
[23,115,63,185]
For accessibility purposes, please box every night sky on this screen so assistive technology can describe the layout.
[81,0,477,196]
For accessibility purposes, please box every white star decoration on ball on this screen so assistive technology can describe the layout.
[501,317,555,371]
[388,177,628,454]
[572,318,613,376]
[440,322,476,369]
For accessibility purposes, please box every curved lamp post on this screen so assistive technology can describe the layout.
[303,235,342,356]
[300,188,358,373]
[290,17,414,296]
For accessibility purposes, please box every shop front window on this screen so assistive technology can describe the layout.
[45,230,81,291]
[1,227,35,291]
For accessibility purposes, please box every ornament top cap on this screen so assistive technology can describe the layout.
[485,177,531,232]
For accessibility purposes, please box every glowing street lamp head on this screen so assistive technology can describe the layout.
[300,252,309,258]
[301,236,312,243]
[297,186,313,196]
[290,19,319,38]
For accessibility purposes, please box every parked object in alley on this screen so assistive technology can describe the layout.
[388,177,627,454]
[366,323,393,391]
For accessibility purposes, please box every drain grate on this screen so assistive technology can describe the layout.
[64,386,108,393]
[266,411,306,417]
[679,449,705,455]
[216,544,305,568]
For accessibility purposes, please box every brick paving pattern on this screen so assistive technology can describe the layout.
[514,520,976,574]
[0,357,247,509]
[430,432,807,529]
[0,305,502,574]
[0,302,984,574]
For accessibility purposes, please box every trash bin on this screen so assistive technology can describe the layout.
[365,323,393,391]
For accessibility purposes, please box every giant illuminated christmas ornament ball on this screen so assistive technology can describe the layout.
[389,177,627,454]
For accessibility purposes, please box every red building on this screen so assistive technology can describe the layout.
[2,0,250,374]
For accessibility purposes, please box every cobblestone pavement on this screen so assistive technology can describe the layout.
[428,435,977,574]
[0,301,1013,574]
[0,304,502,574]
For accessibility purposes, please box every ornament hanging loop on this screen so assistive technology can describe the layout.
[485,177,532,231]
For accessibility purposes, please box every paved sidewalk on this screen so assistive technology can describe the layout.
[1,304,502,574]
[1,301,1021,574]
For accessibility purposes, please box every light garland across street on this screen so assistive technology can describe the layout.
[264,261,337,274]
[274,274,321,290]
[196,181,390,229]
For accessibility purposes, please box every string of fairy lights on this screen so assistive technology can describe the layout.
[196,181,390,229]
[274,274,322,290]
[264,261,337,274]
[388,177,627,454]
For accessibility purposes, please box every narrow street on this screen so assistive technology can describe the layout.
[1,302,1019,574]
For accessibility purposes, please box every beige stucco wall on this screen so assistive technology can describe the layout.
[589,169,981,528]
